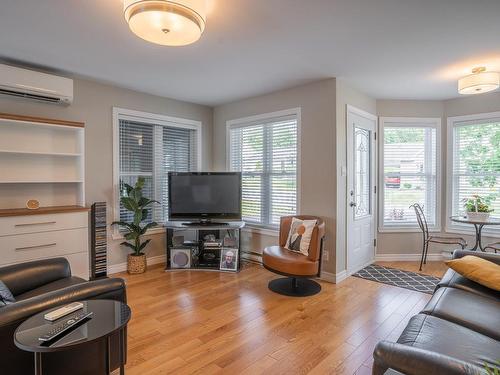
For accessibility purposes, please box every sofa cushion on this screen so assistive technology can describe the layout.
[437,268,500,300]
[445,255,500,291]
[397,314,500,369]
[15,276,86,301]
[0,280,16,306]
[421,287,500,340]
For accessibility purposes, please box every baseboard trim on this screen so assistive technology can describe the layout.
[375,252,451,262]
[320,270,347,284]
[108,254,166,275]
[241,253,262,263]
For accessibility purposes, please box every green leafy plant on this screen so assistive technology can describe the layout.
[484,360,500,375]
[463,195,495,213]
[112,177,159,256]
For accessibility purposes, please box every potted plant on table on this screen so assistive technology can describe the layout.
[112,177,158,274]
[463,195,494,221]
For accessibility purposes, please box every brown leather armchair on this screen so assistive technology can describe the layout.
[262,215,325,296]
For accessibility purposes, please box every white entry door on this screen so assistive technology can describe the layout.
[346,105,377,274]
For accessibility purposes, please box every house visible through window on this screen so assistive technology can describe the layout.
[449,114,500,223]
[228,110,299,227]
[380,118,440,230]
[115,108,200,226]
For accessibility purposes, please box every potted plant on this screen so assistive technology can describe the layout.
[112,177,158,274]
[463,195,494,221]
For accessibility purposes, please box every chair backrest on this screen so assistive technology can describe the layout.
[410,203,429,239]
[279,215,326,261]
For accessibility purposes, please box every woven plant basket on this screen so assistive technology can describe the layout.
[127,254,147,274]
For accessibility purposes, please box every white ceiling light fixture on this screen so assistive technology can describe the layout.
[123,0,206,46]
[458,67,499,95]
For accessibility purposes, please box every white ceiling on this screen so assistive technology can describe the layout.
[1,0,499,106]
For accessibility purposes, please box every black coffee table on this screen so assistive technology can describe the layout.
[14,300,131,375]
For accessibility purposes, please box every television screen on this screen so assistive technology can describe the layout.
[168,172,242,221]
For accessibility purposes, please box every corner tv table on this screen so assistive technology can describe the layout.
[165,221,245,272]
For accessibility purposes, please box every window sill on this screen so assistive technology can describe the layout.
[111,226,166,241]
[378,227,441,233]
[242,225,279,237]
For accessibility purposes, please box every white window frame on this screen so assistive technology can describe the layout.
[112,107,202,238]
[446,111,500,238]
[378,117,442,232]
[226,108,301,233]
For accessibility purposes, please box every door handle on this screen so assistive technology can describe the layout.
[350,202,357,207]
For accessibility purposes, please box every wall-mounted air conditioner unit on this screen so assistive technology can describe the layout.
[0,64,73,105]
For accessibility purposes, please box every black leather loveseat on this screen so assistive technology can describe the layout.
[0,257,127,375]
[373,250,500,375]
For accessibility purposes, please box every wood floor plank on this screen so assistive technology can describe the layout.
[116,261,447,374]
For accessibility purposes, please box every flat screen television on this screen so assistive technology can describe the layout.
[168,172,242,223]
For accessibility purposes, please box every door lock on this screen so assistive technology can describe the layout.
[349,202,357,207]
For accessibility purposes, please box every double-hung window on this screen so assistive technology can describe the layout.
[114,108,200,227]
[379,117,440,231]
[447,112,500,233]
[228,109,300,228]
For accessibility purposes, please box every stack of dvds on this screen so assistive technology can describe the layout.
[91,202,107,279]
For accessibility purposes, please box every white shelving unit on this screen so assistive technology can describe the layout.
[0,113,89,279]
[0,113,85,208]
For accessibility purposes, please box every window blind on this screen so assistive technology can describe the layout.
[452,118,500,218]
[382,125,437,227]
[229,115,297,226]
[119,119,198,224]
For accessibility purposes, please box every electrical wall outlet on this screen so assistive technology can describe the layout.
[323,249,329,262]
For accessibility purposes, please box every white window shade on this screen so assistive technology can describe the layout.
[451,118,500,219]
[119,118,198,224]
[380,119,440,230]
[229,114,298,227]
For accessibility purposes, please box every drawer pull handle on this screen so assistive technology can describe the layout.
[15,221,57,227]
[15,243,57,251]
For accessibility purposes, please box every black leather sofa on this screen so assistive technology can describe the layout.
[0,257,127,375]
[373,250,500,375]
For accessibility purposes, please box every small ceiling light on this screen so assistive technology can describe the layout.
[458,67,500,95]
[124,0,206,46]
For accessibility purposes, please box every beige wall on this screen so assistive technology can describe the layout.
[335,80,377,273]
[376,91,500,256]
[213,79,338,273]
[0,77,213,267]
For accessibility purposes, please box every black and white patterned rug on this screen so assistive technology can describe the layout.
[353,264,441,294]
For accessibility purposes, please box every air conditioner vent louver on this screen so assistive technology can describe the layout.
[0,88,62,103]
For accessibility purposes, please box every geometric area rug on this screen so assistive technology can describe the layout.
[352,264,441,294]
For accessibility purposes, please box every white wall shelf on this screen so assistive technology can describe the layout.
[0,149,82,157]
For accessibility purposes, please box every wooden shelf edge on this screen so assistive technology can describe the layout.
[0,112,84,128]
[0,205,90,217]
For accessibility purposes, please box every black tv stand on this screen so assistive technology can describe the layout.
[181,221,229,227]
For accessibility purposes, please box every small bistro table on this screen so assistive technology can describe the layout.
[14,300,131,375]
[450,216,500,251]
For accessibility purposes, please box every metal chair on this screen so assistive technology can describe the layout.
[484,242,499,253]
[410,203,467,271]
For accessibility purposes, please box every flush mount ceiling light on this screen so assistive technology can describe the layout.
[458,67,500,95]
[123,0,206,46]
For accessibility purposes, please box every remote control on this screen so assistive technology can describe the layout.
[44,302,83,321]
[39,311,93,342]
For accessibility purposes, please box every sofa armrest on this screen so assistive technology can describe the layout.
[0,257,72,296]
[373,341,483,375]
[452,250,500,265]
[0,277,126,328]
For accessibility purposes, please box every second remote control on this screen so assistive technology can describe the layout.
[39,311,93,342]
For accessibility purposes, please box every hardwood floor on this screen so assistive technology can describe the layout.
[117,261,447,375]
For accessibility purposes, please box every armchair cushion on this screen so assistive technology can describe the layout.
[263,246,319,276]
[285,217,317,255]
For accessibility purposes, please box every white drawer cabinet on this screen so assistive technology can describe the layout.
[0,212,88,237]
[0,208,90,279]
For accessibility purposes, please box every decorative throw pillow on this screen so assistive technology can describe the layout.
[285,217,317,256]
[0,280,16,307]
[445,255,500,292]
